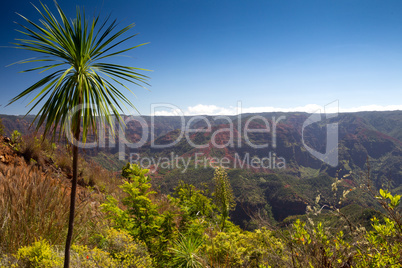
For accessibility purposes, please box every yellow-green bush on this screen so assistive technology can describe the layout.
[70,245,115,268]
[16,239,63,268]
[354,189,402,267]
[71,240,153,268]
[204,227,286,267]
[102,164,179,265]
[8,230,153,268]
[289,219,354,267]
[97,228,154,267]
[354,217,402,267]
[0,254,18,268]
[287,188,402,268]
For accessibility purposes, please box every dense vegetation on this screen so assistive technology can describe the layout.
[0,130,401,267]
[2,110,401,192]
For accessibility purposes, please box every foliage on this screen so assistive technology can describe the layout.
[10,130,22,151]
[95,228,153,267]
[102,164,178,265]
[287,188,402,268]
[289,219,355,267]
[376,189,402,232]
[354,190,402,267]
[170,234,204,268]
[204,227,286,267]
[11,130,22,144]
[173,181,216,227]
[213,167,236,230]
[16,239,63,268]
[7,233,153,268]
[354,217,402,267]
[70,245,115,268]
[9,2,150,140]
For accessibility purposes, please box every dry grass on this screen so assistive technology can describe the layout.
[55,150,73,174]
[0,163,94,253]
[79,159,123,197]
[20,135,45,166]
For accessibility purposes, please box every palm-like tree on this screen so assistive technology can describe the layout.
[9,2,150,267]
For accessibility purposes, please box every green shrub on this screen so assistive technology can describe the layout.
[10,130,22,150]
[95,228,153,267]
[289,218,354,267]
[11,231,153,268]
[102,164,178,265]
[70,245,115,268]
[204,227,286,267]
[174,181,215,220]
[16,239,63,268]
[354,189,402,267]
[287,188,402,268]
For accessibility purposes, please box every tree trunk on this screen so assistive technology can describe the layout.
[64,116,81,268]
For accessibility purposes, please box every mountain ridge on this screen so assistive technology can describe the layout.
[0,110,401,225]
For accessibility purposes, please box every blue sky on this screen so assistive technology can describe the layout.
[1,0,402,115]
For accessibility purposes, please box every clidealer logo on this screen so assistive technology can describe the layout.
[63,100,339,172]
[302,100,339,167]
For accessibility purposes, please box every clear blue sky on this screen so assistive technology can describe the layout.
[1,0,402,115]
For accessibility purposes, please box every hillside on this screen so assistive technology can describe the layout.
[0,125,401,267]
[1,111,401,226]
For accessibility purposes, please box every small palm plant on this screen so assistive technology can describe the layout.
[170,234,205,268]
[8,2,150,267]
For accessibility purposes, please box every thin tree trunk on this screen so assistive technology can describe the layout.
[64,115,81,268]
